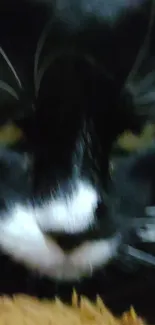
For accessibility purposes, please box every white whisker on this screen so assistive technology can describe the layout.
[35,53,56,97]
[34,21,53,97]
[0,80,19,99]
[124,245,155,266]
[0,47,22,89]
[35,48,71,97]
[124,1,155,90]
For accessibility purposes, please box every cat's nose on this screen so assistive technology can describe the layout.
[47,233,83,252]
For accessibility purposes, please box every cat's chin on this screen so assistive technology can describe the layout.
[0,200,120,282]
[40,263,90,282]
[28,237,120,282]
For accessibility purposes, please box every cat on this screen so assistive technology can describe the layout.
[0,0,154,299]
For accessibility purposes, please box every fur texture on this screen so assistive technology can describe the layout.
[109,145,155,270]
[0,0,155,298]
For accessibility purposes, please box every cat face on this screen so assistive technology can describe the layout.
[0,0,153,282]
[2,44,151,281]
[0,36,128,281]
[0,107,121,282]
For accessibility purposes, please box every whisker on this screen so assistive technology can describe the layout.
[0,80,19,99]
[0,47,22,89]
[35,47,80,97]
[35,52,57,97]
[34,20,115,98]
[122,244,155,267]
[125,1,155,86]
[34,20,53,97]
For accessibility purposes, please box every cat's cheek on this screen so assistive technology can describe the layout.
[0,205,65,270]
[69,237,120,272]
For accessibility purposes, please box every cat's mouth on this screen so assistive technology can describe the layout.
[0,203,120,280]
[0,190,120,281]
[34,235,120,281]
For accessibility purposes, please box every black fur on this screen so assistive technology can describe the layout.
[0,0,153,124]
[0,0,155,321]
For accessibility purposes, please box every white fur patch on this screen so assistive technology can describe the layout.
[0,203,119,281]
[0,205,65,270]
[46,238,119,281]
[69,238,118,277]
[36,180,98,234]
